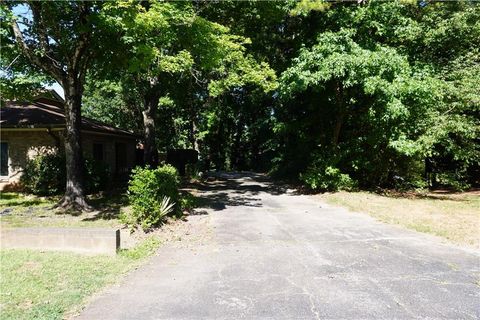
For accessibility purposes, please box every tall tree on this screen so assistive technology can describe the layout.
[3,2,100,210]
[99,1,276,166]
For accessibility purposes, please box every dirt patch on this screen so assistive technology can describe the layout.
[120,213,213,250]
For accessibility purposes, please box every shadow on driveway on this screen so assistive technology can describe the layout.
[185,171,290,213]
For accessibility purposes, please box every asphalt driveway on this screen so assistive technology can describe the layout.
[77,172,480,319]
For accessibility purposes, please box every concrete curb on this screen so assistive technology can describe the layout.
[0,227,120,255]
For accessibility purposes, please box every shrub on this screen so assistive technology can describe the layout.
[180,191,198,212]
[21,153,110,196]
[185,163,203,181]
[125,165,180,230]
[301,165,356,192]
[436,171,471,191]
[300,155,356,192]
[84,158,110,193]
[21,153,66,196]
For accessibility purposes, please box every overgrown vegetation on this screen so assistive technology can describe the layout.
[123,165,180,230]
[0,237,161,320]
[21,153,109,196]
[84,1,479,192]
[2,1,479,196]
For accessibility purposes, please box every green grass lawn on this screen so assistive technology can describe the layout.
[0,192,160,319]
[0,193,127,229]
[0,237,160,320]
[320,190,480,248]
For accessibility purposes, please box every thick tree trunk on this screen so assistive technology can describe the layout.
[143,94,159,167]
[56,77,91,211]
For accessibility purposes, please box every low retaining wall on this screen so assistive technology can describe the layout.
[0,227,120,255]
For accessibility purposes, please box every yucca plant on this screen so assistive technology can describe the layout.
[139,196,175,231]
[158,196,175,218]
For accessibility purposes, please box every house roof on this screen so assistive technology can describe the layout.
[1,98,138,139]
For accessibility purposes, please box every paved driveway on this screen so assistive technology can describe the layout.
[78,172,479,319]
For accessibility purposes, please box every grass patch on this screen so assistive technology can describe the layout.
[0,193,127,229]
[0,236,161,320]
[0,193,56,208]
[320,190,480,248]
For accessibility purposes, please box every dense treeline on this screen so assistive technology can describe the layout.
[2,1,479,197]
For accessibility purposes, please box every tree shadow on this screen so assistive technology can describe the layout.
[193,174,290,196]
[187,171,290,213]
[81,193,129,221]
[194,192,263,211]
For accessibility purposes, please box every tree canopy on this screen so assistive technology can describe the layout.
[3,0,479,194]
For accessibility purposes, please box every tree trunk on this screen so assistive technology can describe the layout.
[333,81,346,148]
[56,76,91,211]
[333,110,346,147]
[191,120,199,152]
[143,93,159,167]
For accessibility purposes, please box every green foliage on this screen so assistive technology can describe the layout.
[274,2,479,190]
[290,0,331,16]
[21,153,110,196]
[436,171,472,192]
[82,79,142,134]
[300,156,356,191]
[8,1,479,192]
[180,192,198,212]
[125,165,180,230]
[0,4,54,101]
[84,158,110,194]
[21,153,66,196]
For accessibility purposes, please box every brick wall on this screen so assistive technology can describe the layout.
[0,130,61,187]
[0,129,136,190]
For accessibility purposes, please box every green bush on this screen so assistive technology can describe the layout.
[185,163,202,181]
[21,153,110,196]
[180,191,198,212]
[436,171,471,191]
[21,153,66,196]
[300,156,356,192]
[84,158,110,193]
[125,165,180,230]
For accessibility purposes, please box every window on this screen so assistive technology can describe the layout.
[93,143,104,162]
[1,142,8,176]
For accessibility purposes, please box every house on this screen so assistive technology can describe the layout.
[0,94,138,190]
